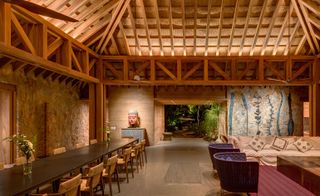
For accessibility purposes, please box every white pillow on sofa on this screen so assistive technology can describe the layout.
[293,138,313,153]
[271,137,288,151]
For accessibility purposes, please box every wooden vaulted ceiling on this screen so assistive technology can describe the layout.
[26,0,320,56]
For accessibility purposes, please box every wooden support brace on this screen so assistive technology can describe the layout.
[209,62,230,80]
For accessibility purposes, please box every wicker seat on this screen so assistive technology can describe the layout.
[31,173,82,196]
[80,162,104,196]
[53,147,66,155]
[131,143,142,172]
[102,154,120,196]
[214,152,259,195]
[89,139,97,145]
[208,143,239,170]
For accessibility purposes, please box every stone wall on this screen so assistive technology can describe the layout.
[227,86,303,136]
[0,64,89,157]
[107,86,155,145]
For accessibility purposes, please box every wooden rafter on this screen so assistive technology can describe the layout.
[285,21,300,55]
[193,0,198,56]
[261,0,281,56]
[182,0,186,56]
[204,0,213,56]
[239,0,254,56]
[118,22,131,55]
[295,35,307,55]
[168,0,174,55]
[227,0,239,56]
[47,37,63,57]
[153,0,163,55]
[291,0,316,53]
[139,0,152,55]
[127,5,141,55]
[250,0,268,56]
[216,0,224,56]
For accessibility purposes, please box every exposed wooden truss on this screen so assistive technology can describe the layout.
[101,55,316,86]
[23,0,320,56]
[0,3,99,84]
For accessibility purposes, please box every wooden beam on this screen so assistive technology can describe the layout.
[291,61,312,80]
[156,61,176,80]
[291,0,316,53]
[183,62,202,80]
[135,61,149,75]
[105,61,122,79]
[260,0,281,56]
[71,49,83,72]
[123,58,128,81]
[182,0,186,56]
[98,0,130,54]
[177,59,182,80]
[295,35,307,55]
[300,0,320,18]
[299,0,320,51]
[266,63,285,80]
[168,0,174,55]
[209,62,230,80]
[47,37,63,58]
[150,59,155,81]
[204,59,208,81]
[127,6,141,55]
[285,21,300,55]
[139,0,152,56]
[11,12,36,55]
[0,42,99,83]
[118,22,131,55]
[0,2,11,46]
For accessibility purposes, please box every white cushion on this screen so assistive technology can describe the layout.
[248,137,266,151]
[271,137,288,151]
[293,138,313,153]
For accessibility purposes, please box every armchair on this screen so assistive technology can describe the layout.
[214,152,259,195]
[208,143,240,170]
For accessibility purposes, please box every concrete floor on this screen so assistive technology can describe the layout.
[104,138,222,196]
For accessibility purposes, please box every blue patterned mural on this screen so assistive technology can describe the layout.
[227,87,303,136]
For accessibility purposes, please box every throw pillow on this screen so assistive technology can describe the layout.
[271,137,288,151]
[293,138,313,153]
[249,137,265,151]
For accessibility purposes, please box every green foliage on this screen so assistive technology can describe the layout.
[201,103,221,139]
[4,133,35,161]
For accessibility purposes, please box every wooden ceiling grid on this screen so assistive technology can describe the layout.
[22,0,319,56]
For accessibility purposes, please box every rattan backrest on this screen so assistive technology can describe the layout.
[123,147,132,163]
[59,173,82,196]
[104,154,118,176]
[53,147,66,155]
[87,162,103,188]
[89,139,98,145]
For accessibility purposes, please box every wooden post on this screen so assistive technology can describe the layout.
[0,2,11,46]
[95,59,104,142]
[89,83,96,140]
[310,58,320,136]
[150,59,155,81]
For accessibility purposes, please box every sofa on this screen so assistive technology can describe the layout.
[228,136,320,166]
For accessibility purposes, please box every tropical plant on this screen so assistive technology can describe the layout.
[201,103,221,140]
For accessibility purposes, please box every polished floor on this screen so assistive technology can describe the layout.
[107,138,221,196]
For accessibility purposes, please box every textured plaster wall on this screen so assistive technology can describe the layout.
[227,86,303,136]
[107,87,154,145]
[0,64,89,157]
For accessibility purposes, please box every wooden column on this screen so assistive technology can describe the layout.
[95,59,104,142]
[310,58,320,136]
[0,2,11,45]
[89,83,96,140]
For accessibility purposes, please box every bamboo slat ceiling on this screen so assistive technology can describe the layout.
[26,0,320,56]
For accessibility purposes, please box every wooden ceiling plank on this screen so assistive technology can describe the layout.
[298,0,320,51]
[11,12,36,55]
[152,0,163,55]
[227,0,239,56]
[291,61,311,80]
[291,0,316,53]
[273,5,294,55]
[168,0,174,55]
[216,0,224,56]
[239,0,254,56]
[295,34,307,55]
[47,37,63,57]
[156,61,176,80]
[300,0,320,16]
[249,0,268,56]
[193,0,198,56]
[182,62,202,80]
[285,21,300,55]
[260,0,282,56]
[96,0,128,53]
[118,22,131,55]
[204,0,213,56]
[209,62,230,80]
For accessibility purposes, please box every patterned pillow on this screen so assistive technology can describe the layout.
[271,137,288,151]
[249,137,265,151]
[293,138,313,153]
